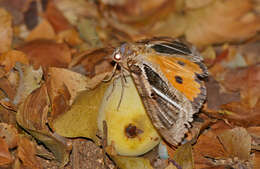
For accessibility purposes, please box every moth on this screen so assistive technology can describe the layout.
[109,37,208,145]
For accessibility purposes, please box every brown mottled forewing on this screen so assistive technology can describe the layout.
[129,63,195,145]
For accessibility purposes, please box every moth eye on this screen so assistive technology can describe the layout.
[114,53,121,61]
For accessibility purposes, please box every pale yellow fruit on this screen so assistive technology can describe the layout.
[98,76,160,156]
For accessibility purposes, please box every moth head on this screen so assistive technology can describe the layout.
[112,43,135,64]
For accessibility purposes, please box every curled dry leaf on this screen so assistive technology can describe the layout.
[218,127,251,161]
[0,76,17,101]
[13,63,43,105]
[16,84,49,131]
[0,138,12,167]
[0,8,12,53]
[185,0,260,46]
[17,136,42,169]
[18,40,71,69]
[0,123,18,149]
[17,84,71,166]
[69,47,114,77]
[46,67,91,106]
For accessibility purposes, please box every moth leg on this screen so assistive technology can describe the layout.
[117,72,126,110]
[103,63,118,82]
[106,73,121,101]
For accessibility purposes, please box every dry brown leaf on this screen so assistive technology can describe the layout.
[17,136,42,169]
[99,0,178,41]
[13,64,43,105]
[0,8,12,53]
[26,19,56,41]
[0,50,28,73]
[18,40,71,68]
[172,142,193,169]
[218,127,251,161]
[193,128,227,168]
[17,84,71,166]
[56,28,83,46]
[219,64,260,108]
[0,138,12,167]
[44,1,72,33]
[70,48,114,77]
[253,151,260,169]
[185,0,260,46]
[205,76,240,112]
[237,42,260,66]
[149,12,187,38]
[0,100,16,125]
[46,67,90,106]
[54,0,98,25]
[101,0,175,24]
[221,101,260,127]
[0,77,17,101]
[49,83,71,121]
[0,123,18,149]
[17,84,49,131]
[0,0,25,25]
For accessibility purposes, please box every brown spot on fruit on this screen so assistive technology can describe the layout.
[125,123,143,138]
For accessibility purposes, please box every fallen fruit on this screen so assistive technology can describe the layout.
[98,76,160,156]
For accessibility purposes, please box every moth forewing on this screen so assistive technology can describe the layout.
[129,62,195,145]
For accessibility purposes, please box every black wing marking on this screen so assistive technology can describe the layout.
[150,42,192,55]
[141,37,208,78]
